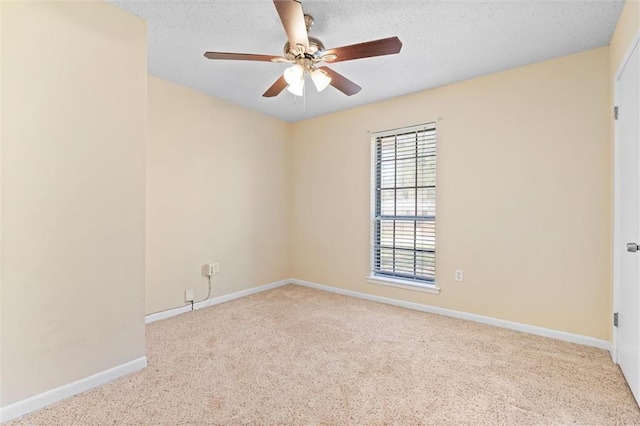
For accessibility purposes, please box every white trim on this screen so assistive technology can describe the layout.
[613,62,622,364]
[0,280,291,423]
[291,278,610,351]
[145,279,291,324]
[1,276,612,423]
[612,28,640,364]
[367,276,440,294]
[0,357,147,423]
[370,134,377,281]
[370,122,436,139]
[615,29,640,82]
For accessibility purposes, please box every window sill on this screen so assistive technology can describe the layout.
[366,276,441,294]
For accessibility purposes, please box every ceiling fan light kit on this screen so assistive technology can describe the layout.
[286,69,305,96]
[283,64,304,86]
[283,63,330,94]
[204,0,402,99]
[310,68,331,92]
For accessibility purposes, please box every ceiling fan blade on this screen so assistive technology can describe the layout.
[273,0,309,53]
[323,36,402,63]
[204,52,281,62]
[319,66,362,96]
[263,75,288,97]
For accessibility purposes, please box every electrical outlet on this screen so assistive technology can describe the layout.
[185,289,194,302]
[455,270,464,282]
[206,263,220,276]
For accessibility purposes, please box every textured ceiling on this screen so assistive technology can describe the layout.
[110,0,624,122]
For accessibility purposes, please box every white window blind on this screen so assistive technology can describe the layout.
[372,123,436,284]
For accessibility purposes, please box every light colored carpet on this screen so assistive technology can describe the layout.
[8,284,640,425]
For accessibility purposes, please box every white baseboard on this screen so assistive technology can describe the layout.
[291,278,611,351]
[1,279,291,423]
[1,277,610,423]
[145,279,291,324]
[0,357,147,423]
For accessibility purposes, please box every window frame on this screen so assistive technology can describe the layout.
[368,123,440,294]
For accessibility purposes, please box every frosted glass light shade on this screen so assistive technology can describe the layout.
[283,64,304,85]
[286,77,304,96]
[311,68,331,92]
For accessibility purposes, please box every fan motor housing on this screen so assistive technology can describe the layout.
[284,36,326,60]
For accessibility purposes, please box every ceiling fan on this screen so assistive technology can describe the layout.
[203,0,402,98]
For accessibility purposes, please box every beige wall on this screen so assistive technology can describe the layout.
[290,47,612,340]
[146,76,291,315]
[610,0,640,76]
[2,2,147,406]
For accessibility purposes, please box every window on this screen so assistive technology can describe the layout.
[371,123,436,287]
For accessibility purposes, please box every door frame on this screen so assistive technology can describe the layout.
[612,28,640,364]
